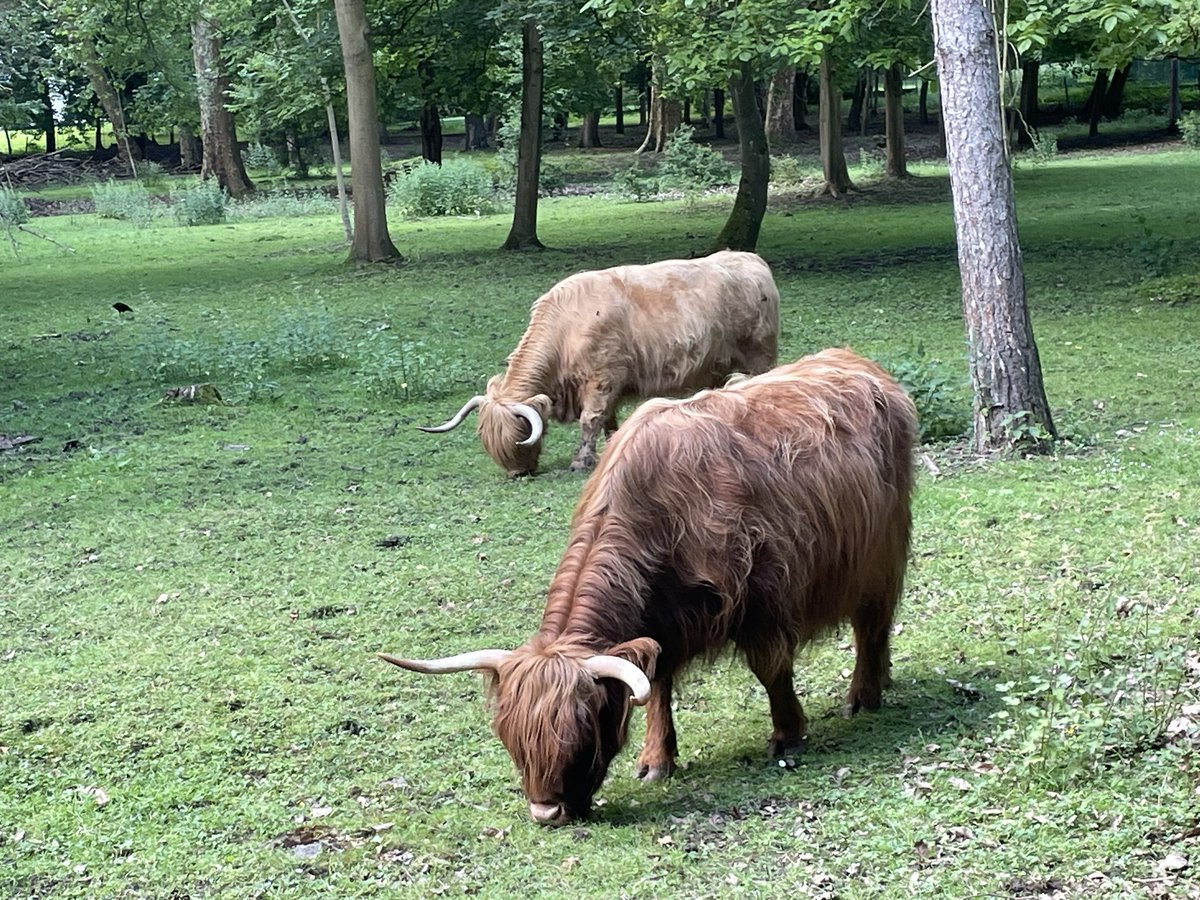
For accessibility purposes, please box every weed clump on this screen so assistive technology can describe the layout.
[171,180,228,226]
[876,347,971,443]
[1180,111,1200,149]
[387,158,495,217]
[659,124,731,192]
[91,179,156,228]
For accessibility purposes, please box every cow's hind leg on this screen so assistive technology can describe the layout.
[846,597,896,715]
[746,650,807,758]
[635,675,677,782]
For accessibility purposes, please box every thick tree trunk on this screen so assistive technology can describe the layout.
[1017,59,1039,146]
[614,84,624,134]
[78,41,140,170]
[178,128,201,170]
[1101,63,1130,120]
[419,101,442,164]
[883,63,907,178]
[765,65,798,144]
[793,70,810,131]
[502,18,545,251]
[463,113,489,150]
[333,0,401,262]
[847,68,867,133]
[713,87,725,138]
[712,62,770,252]
[818,52,852,197]
[191,15,252,197]
[577,110,602,148]
[637,60,682,153]
[931,0,1055,454]
[1081,69,1109,137]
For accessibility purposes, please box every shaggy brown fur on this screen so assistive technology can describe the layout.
[396,349,916,825]
[455,251,780,476]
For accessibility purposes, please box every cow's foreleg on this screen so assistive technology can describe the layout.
[747,651,807,758]
[570,387,616,472]
[635,674,677,781]
[846,598,895,715]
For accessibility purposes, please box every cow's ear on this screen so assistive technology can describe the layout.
[605,637,661,682]
[524,393,552,416]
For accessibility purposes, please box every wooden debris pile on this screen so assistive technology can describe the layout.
[0,150,127,188]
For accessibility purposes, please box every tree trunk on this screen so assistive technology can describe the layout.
[502,18,545,251]
[713,87,725,138]
[793,70,810,131]
[1167,57,1181,132]
[1017,59,1039,146]
[322,81,353,243]
[1081,69,1109,137]
[577,110,602,148]
[712,61,770,252]
[78,40,140,170]
[919,78,930,125]
[463,113,489,150]
[40,81,56,153]
[284,125,305,173]
[847,68,867,133]
[818,52,852,197]
[614,84,624,134]
[883,62,907,178]
[1101,63,1130,120]
[419,101,442,163]
[931,0,1055,454]
[178,128,201,170]
[638,59,682,153]
[765,65,798,145]
[333,0,401,262]
[191,15,253,197]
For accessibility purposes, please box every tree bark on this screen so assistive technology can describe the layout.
[463,113,489,150]
[502,18,545,251]
[883,62,907,178]
[1167,57,1181,132]
[713,87,725,138]
[847,68,867,133]
[1017,59,1039,146]
[712,61,769,252]
[614,84,624,134]
[78,40,140,170]
[919,78,930,125]
[333,0,401,262]
[818,52,852,196]
[577,110,602,148]
[1081,69,1109,137]
[40,81,56,153]
[793,69,810,131]
[191,15,253,197]
[1101,63,1130,120]
[931,0,1055,454]
[178,128,201,170]
[419,101,442,163]
[765,65,798,144]
[637,59,682,153]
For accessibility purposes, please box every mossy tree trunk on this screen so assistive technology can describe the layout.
[712,62,769,252]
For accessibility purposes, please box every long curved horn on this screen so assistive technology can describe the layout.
[378,648,512,674]
[583,655,652,706]
[510,403,544,446]
[417,395,485,434]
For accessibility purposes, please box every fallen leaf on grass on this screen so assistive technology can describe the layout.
[947,776,972,792]
[1162,853,1189,873]
[561,856,580,871]
[77,786,110,807]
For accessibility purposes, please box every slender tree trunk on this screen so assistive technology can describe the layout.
[333,0,401,262]
[1082,69,1109,137]
[1017,59,1039,146]
[463,113,489,149]
[322,80,353,243]
[419,101,442,163]
[40,81,56,153]
[793,70,810,131]
[1167,58,1181,132]
[614,84,625,134]
[284,125,305,173]
[931,0,1055,454]
[765,65,798,144]
[712,61,769,252]
[713,87,725,138]
[638,58,682,153]
[1101,63,1130,120]
[919,78,930,125]
[502,18,545,251]
[78,40,140,170]
[577,110,602,148]
[847,68,866,132]
[819,52,852,196]
[191,15,253,197]
[178,127,201,170]
[884,63,907,178]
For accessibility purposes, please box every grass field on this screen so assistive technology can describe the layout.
[2,149,1199,898]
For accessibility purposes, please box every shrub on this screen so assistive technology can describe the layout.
[855,147,885,179]
[244,142,283,176]
[135,160,168,190]
[387,158,495,217]
[1025,129,1058,165]
[659,125,731,191]
[1180,111,1200,149]
[91,179,156,228]
[769,156,818,186]
[228,188,335,221]
[171,180,227,226]
[613,164,659,202]
[876,347,971,443]
[0,186,30,227]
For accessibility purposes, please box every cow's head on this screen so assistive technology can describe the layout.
[380,639,659,825]
[419,381,550,477]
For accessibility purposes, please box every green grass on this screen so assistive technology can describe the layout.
[2,149,1199,898]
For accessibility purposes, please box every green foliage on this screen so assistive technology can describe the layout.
[228,188,336,221]
[387,158,496,218]
[1131,211,1176,278]
[0,184,30,227]
[357,335,476,402]
[613,164,659,201]
[170,180,228,226]
[875,347,971,443]
[658,125,732,191]
[1024,129,1059,166]
[1181,110,1200,149]
[90,179,157,228]
[243,141,284,176]
[769,155,819,186]
[854,147,885,180]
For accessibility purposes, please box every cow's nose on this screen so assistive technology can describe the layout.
[529,802,571,826]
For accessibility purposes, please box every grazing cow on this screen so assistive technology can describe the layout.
[384,349,916,825]
[419,251,779,476]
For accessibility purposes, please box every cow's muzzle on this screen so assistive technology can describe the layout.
[528,802,573,826]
